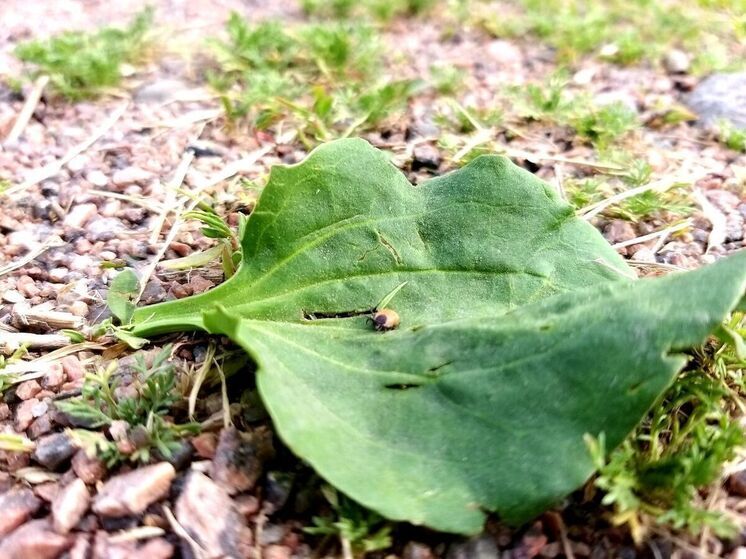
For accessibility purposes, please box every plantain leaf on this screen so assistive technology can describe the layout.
[132,139,746,534]
[107,268,139,325]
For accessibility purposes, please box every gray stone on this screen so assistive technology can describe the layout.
[447,535,500,559]
[687,72,746,128]
[32,433,76,470]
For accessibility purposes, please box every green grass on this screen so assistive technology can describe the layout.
[717,120,746,152]
[301,0,438,21]
[475,0,745,73]
[14,8,153,100]
[207,14,418,143]
[588,313,746,540]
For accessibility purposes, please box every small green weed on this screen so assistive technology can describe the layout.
[14,8,153,100]
[301,0,437,21]
[588,313,746,540]
[57,345,199,466]
[208,15,416,143]
[305,486,393,558]
[717,120,746,152]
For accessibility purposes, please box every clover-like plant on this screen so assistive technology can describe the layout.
[130,139,746,534]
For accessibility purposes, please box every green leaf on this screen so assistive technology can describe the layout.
[132,139,746,534]
[107,269,139,325]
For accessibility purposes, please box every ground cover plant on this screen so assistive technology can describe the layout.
[13,8,153,100]
[127,138,746,534]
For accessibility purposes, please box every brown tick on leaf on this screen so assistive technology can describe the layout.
[371,308,400,331]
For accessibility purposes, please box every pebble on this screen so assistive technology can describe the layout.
[446,535,500,559]
[70,300,89,317]
[188,275,215,294]
[32,432,76,470]
[604,220,636,244]
[93,533,174,559]
[211,427,273,495]
[190,432,218,459]
[16,275,41,298]
[412,144,442,171]
[0,518,71,559]
[0,487,42,536]
[16,379,42,401]
[28,413,55,439]
[64,203,98,229]
[264,544,293,559]
[112,166,153,187]
[404,542,436,559]
[86,170,109,188]
[15,398,41,431]
[3,289,25,303]
[93,462,175,517]
[60,355,86,381]
[727,471,746,496]
[663,49,690,74]
[72,449,107,484]
[687,72,746,128]
[48,267,69,283]
[87,217,124,242]
[175,471,253,558]
[42,364,66,389]
[52,478,90,534]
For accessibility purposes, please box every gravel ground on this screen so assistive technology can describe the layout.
[1,1,746,558]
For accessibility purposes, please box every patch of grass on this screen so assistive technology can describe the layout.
[429,64,467,95]
[301,0,437,21]
[57,345,199,466]
[14,8,153,100]
[305,485,393,557]
[475,0,744,72]
[588,313,746,540]
[570,102,639,151]
[208,14,417,143]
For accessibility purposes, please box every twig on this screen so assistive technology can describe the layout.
[188,343,215,420]
[627,260,684,271]
[611,220,692,250]
[693,189,727,253]
[4,75,49,145]
[4,101,128,199]
[12,303,85,330]
[108,526,166,544]
[149,149,196,245]
[163,505,207,559]
[88,189,164,213]
[0,236,65,278]
[0,331,70,353]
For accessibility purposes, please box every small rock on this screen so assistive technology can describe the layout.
[70,300,89,317]
[663,49,690,74]
[15,398,40,431]
[603,220,636,244]
[87,217,124,242]
[0,518,71,559]
[190,432,218,459]
[176,471,253,558]
[64,203,98,229]
[404,542,436,559]
[629,246,656,263]
[93,462,175,517]
[32,432,76,470]
[86,170,109,188]
[187,275,214,294]
[16,379,41,400]
[211,427,273,494]
[140,280,168,305]
[52,479,90,534]
[93,533,174,559]
[0,487,42,536]
[135,78,193,104]
[33,481,59,502]
[412,144,441,171]
[264,545,292,559]
[16,275,40,298]
[28,413,55,439]
[446,535,500,559]
[728,471,746,496]
[60,356,85,381]
[112,166,153,187]
[69,534,91,559]
[731,548,746,559]
[72,450,107,484]
[687,72,746,129]
[168,241,191,257]
[48,267,69,283]
[42,364,66,389]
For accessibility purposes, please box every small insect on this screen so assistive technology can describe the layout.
[371,308,400,331]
